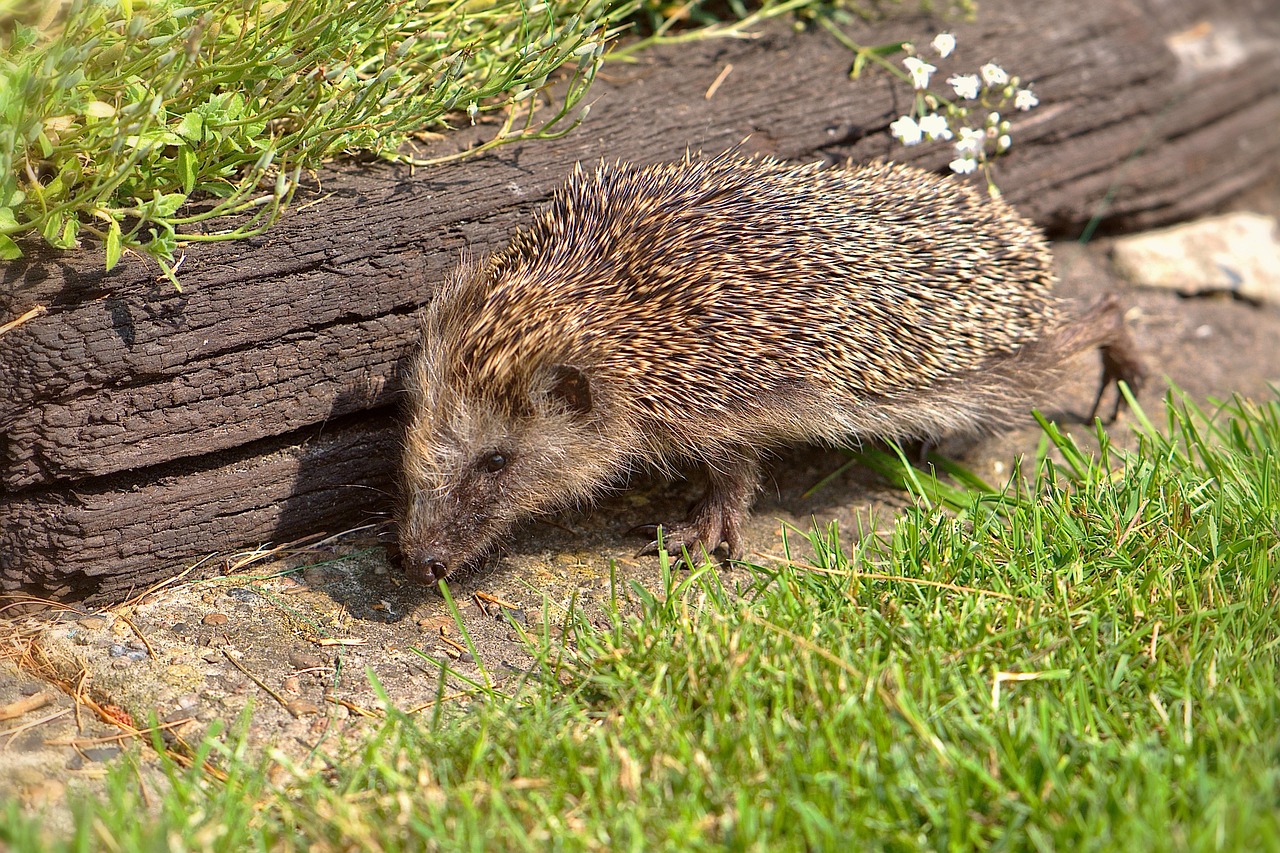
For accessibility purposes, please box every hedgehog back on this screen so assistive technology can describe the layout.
[439,155,1059,450]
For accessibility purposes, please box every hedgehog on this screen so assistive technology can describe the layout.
[397,153,1146,583]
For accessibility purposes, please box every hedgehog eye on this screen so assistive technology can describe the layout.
[478,452,508,474]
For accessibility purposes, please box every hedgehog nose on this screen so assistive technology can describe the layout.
[400,549,451,584]
[425,557,449,580]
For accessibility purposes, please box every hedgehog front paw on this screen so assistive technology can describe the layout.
[632,453,759,566]
[633,503,746,564]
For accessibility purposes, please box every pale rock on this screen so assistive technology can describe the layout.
[1111,213,1280,305]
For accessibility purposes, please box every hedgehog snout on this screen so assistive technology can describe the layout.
[403,553,450,584]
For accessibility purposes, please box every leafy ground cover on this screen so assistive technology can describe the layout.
[4,391,1277,850]
[0,0,953,280]
[0,0,614,278]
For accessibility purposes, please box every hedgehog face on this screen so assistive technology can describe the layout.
[398,361,621,583]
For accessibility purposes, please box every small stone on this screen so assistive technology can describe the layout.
[418,615,453,633]
[81,746,123,763]
[202,612,229,626]
[21,780,65,809]
[282,675,302,694]
[170,622,190,634]
[275,575,306,591]
[302,566,335,586]
[285,700,321,717]
[163,706,197,726]
[288,651,325,671]
[220,674,249,693]
[1112,213,1280,304]
[225,587,258,603]
[79,616,109,631]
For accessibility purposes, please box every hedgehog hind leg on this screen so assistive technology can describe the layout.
[1050,295,1148,423]
[635,453,761,563]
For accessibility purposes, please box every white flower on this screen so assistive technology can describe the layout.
[950,156,978,175]
[931,33,956,58]
[980,63,1009,86]
[997,134,1012,152]
[889,114,923,146]
[903,56,937,90]
[948,74,980,100]
[918,112,952,140]
[1015,87,1039,111]
[987,111,1001,127]
[955,126,985,154]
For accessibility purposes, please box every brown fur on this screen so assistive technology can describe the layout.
[398,153,1146,582]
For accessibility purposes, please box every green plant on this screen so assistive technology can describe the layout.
[0,0,611,282]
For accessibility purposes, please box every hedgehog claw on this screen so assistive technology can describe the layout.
[627,523,661,541]
[632,454,758,566]
[632,502,747,564]
[634,521,729,566]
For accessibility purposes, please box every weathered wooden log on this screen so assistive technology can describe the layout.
[3,0,1278,600]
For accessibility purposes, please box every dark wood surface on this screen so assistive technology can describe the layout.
[3,0,1278,599]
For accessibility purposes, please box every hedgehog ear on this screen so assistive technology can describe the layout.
[545,364,593,417]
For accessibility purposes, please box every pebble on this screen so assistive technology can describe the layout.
[20,779,65,809]
[107,643,146,661]
[288,651,325,671]
[202,613,229,626]
[225,587,258,603]
[285,700,321,717]
[80,746,123,763]
[163,706,198,725]
[302,566,336,586]
[1112,213,1280,304]
[78,616,109,631]
[220,673,249,693]
[417,615,453,633]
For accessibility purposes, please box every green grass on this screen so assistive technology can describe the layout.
[0,0,963,280]
[0,0,615,278]
[5,392,1279,851]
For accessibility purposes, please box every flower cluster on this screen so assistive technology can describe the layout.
[887,33,1039,181]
